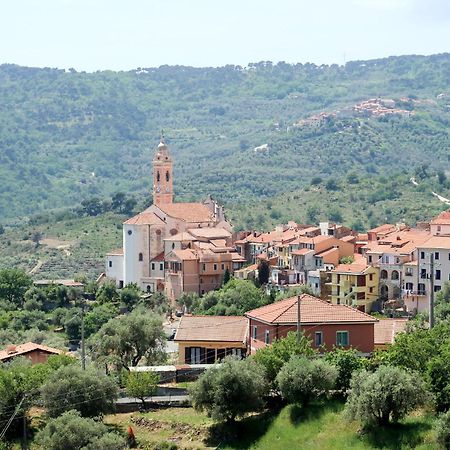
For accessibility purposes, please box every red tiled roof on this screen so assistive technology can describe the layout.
[430,210,450,225]
[157,203,214,223]
[124,212,164,225]
[419,235,450,250]
[245,294,377,325]
[175,316,247,343]
[292,248,314,256]
[151,251,165,262]
[0,342,64,361]
[374,319,408,344]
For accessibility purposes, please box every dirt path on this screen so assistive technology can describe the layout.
[29,259,43,274]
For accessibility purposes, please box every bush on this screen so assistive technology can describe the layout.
[36,410,125,450]
[41,365,118,417]
[345,366,429,427]
[189,357,267,422]
[253,331,316,384]
[324,348,364,395]
[276,356,337,406]
[435,410,450,449]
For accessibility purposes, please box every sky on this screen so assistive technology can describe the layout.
[0,0,449,71]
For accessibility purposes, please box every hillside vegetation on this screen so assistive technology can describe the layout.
[1,54,449,220]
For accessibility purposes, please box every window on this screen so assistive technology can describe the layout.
[221,264,225,270]
[146,285,151,293]
[264,330,270,345]
[128,230,132,235]
[151,263,155,270]
[171,243,175,250]
[252,326,257,340]
[213,264,218,271]
[418,283,426,295]
[405,268,413,276]
[434,285,442,292]
[190,347,201,364]
[421,268,427,279]
[436,270,441,280]
[315,331,323,346]
[435,252,440,260]
[380,270,388,279]
[166,171,170,182]
[157,171,160,182]
[391,270,399,280]
[369,274,373,281]
[160,263,164,271]
[368,255,372,263]
[420,251,425,259]
[202,264,206,271]
[405,282,413,291]
[336,331,349,347]
[369,287,373,293]
[108,260,112,268]
[138,253,143,262]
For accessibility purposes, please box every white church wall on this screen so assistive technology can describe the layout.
[105,255,124,287]
[124,224,147,285]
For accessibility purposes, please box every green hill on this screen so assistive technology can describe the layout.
[1,54,449,220]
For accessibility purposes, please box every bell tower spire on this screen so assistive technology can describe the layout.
[153,134,173,206]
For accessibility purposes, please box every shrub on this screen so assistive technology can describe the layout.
[276,356,337,406]
[345,366,429,427]
[189,357,267,422]
[435,410,450,449]
[36,410,125,450]
[41,365,118,417]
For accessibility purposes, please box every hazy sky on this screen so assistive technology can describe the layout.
[1,0,449,71]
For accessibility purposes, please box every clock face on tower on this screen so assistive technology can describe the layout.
[165,186,170,193]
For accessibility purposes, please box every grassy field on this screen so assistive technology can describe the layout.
[102,402,437,450]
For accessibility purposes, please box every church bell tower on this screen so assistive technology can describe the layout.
[153,136,173,206]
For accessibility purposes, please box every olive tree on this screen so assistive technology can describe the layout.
[89,309,166,370]
[189,357,267,422]
[276,356,338,406]
[126,371,159,409]
[345,366,429,427]
[435,410,450,449]
[41,365,118,417]
[36,410,125,450]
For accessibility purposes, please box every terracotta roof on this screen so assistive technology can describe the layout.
[124,212,164,226]
[419,235,450,250]
[171,249,198,261]
[245,294,377,325]
[151,251,165,262]
[333,262,369,274]
[164,231,195,241]
[368,224,396,234]
[314,247,338,257]
[341,235,356,242]
[175,316,247,343]
[106,248,124,256]
[187,227,231,239]
[157,203,214,223]
[34,279,84,288]
[374,319,408,345]
[292,248,314,256]
[430,210,450,225]
[0,342,63,361]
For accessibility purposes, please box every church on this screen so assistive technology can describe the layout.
[105,138,245,300]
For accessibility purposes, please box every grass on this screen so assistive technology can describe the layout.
[101,401,437,450]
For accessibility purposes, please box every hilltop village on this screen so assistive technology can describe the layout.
[106,138,445,318]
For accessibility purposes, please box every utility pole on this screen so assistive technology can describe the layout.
[81,298,86,370]
[297,295,301,342]
[429,253,435,329]
[22,407,27,450]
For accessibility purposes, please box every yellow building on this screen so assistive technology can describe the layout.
[329,258,379,313]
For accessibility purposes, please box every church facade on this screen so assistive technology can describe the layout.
[105,139,244,300]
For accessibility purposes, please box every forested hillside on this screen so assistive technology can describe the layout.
[1,53,449,220]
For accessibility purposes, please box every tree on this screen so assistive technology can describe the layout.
[36,410,125,450]
[89,309,166,370]
[178,292,199,314]
[41,365,118,417]
[435,410,450,449]
[345,366,429,427]
[257,260,270,285]
[31,231,43,247]
[253,332,316,384]
[189,357,267,422]
[427,342,450,412]
[96,281,119,304]
[0,269,33,307]
[276,356,337,406]
[223,267,231,285]
[84,303,119,338]
[324,347,363,395]
[126,371,159,409]
[119,283,141,308]
[80,197,104,216]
